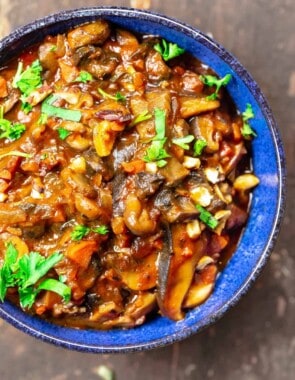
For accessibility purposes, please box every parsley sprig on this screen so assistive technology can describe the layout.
[196,205,218,229]
[201,73,232,100]
[71,225,109,241]
[75,71,93,83]
[172,135,194,150]
[143,108,170,168]
[130,110,152,127]
[57,127,71,140]
[0,118,26,141]
[0,243,71,308]
[194,139,207,156]
[241,103,256,137]
[12,59,43,97]
[41,95,82,122]
[98,88,126,103]
[154,39,185,61]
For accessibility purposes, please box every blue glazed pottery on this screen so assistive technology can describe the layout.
[0,7,286,353]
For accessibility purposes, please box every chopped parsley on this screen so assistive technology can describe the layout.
[75,71,93,83]
[194,139,207,156]
[154,39,185,61]
[92,225,109,235]
[196,205,218,229]
[241,103,256,137]
[21,101,33,114]
[0,243,71,308]
[41,95,82,122]
[57,127,71,140]
[71,225,109,241]
[172,135,194,150]
[130,110,152,126]
[12,59,43,97]
[143,108,170,167]
[0,150,33,160]
[0,118,26,141]
[98,88,126,103]
[37,113,48,125]
[49,45,57,52]
[71,225,91,241]
[201,73,232,100]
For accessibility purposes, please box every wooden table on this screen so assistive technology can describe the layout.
[0,1,294,379]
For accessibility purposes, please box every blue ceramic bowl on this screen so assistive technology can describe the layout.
[0,7,286,353]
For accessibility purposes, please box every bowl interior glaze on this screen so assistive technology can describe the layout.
[0,7,286,353]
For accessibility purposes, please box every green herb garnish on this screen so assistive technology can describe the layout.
[0,150,33,160]
[57,127,71,140]
[143,108,170,167]
[154,39,185,61]
[196,205,218,229]
[75,71,93,83]
[0,118,26,141]
[49,45,57,52]
[71,225,91,241]
[21,101,33,114]
[241,103,256,137]
[172,135,194,150]
[98,88,126,103]
[92,225,109,235]
[41,95,82,122]
[0,243,71,308]
[194,139,207,156]
[37,113,48,125]
[201,73,232,100]
[71,225,109,241]
[12,60,43,97]
[130,110,152,127]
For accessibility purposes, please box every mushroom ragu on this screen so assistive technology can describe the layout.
[0,20,259,329]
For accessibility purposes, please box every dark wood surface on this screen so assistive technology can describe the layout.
[0,1,294,379]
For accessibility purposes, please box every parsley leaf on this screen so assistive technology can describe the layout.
[92,225,109,235]
[16,251,63,289]
[201,73,232,100]
[37,278,71,302]
[194,139,207,156]
[0,244,70,309]
[57,127,71,140]
[71,225,91,241]
[41,95,82,122]
[21,101,33,114]
[196,205,218,229]
[0,118,26,141]
[75,71,93,83]
[172,135,194,150]
[98,88,126,103]
[241,103,256,137]
[13,60,43,97]
[0,243,18,301]
[154,39,185,61]
[71,225,109,240]
[130,110,152,127]
[37,113,48,125]
[143,109,170,167]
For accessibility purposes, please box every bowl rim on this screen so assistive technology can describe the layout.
[0,6,287,353]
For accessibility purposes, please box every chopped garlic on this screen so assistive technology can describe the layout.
[186,220,201,239]
[204,167,224,184]
[145,162,158,174]
[197,256,215,271]
[183,156,201,169]
[69,156,87,173]
[190,186,213,207]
